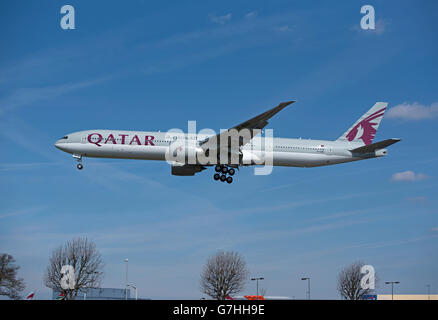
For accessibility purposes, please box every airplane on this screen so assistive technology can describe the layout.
[54,101,400,184]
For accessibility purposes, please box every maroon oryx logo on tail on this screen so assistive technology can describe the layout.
[346,107,386,145]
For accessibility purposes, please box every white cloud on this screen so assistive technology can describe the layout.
[273,25,291,32]
[0,206,46,219]
[386,102,438,121]
[0,162,63,171]
[373,19,386,35]
[406,196,427,202]
[244,11,257,19]
[209,13,232,25]
[0,77,110,117]
[352,18,387,35]
[391,171,430,182]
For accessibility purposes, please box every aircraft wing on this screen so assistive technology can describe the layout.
[350,138,401,154]
[199,100,295,152]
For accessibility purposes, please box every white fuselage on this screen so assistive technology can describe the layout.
[55,130,383,168]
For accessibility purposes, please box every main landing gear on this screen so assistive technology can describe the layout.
[213,165,236,184]
[73,154,83,170]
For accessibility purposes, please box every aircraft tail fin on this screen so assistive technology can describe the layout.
[337,102,388,146]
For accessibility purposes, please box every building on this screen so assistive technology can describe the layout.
[52,288,131,300]
[377,294,438,300]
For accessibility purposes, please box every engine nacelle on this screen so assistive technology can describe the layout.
[171,162,205,176]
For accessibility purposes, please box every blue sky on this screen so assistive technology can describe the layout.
[0,0,437,299]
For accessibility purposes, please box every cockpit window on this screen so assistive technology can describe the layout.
[60,136,68,139]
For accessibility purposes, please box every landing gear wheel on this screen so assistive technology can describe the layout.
[215,165,221,172]
[221,166,228,174]
[226,176,233,184]
[213,173,220,180]
[228,168,235,176]
[220,174,227,182]
[77,163,83,170]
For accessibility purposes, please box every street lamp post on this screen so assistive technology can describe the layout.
[301,277,310,300]
[251,277,264,298]
[124,259,129,300]
[385,281,400,300]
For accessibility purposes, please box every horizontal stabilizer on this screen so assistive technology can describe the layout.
[350,138,401,154]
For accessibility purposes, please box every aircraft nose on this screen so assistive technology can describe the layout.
[54,140,66,151]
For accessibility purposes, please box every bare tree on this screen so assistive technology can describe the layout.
[0,254,25,299]
[337,260,377,300]
[200,250,249,300]
[44,237,104,300]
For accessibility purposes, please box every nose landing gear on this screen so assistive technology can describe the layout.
[73,154,83,170]
[213,165,236,184]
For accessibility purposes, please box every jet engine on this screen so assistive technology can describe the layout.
[171,162,206,176]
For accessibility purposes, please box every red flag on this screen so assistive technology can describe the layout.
[25,292,34,300]
[57,292,66,300]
